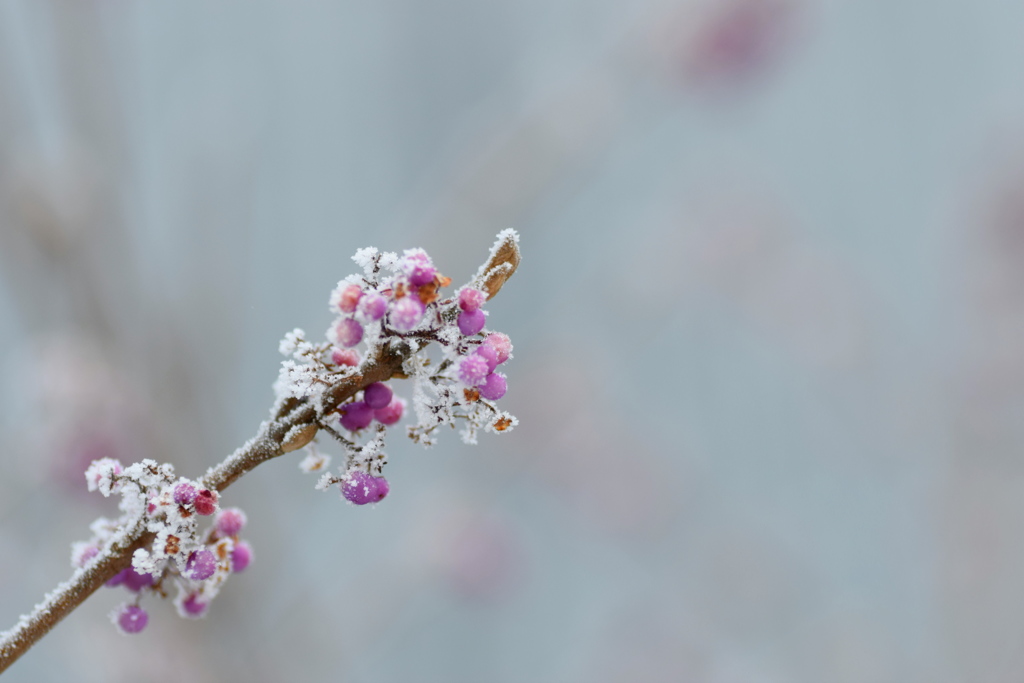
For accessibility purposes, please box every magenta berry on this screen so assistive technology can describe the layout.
[478,372,508,401]
[74,545,99,568]
[474,343,499,373]
[341,471,389,505]
[194,489,218,516]
[182,593,208,617]
[335,317,364,348]
[458,354,490,386]
[123,566,155,592]
[483,332,512,363]
[457,309,486,336]
[106,569,127,588]
[364,382,393,410]
[338,284,363,313]
[458,287,486,312]
[358,293,387,321]
[390,295,425,332]
[186,549,217,581]
[173,482,198,505]
[332,347,360,367]
[215,508,247,537]
[115,605,148,634]
[409,264,437,287]
[231,540,253,573]
[340,401,374,431]
[374,396,405,426]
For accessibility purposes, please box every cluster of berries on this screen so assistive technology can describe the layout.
[79,461,252,635]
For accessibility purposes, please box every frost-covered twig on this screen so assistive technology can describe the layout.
[0,230,520,675]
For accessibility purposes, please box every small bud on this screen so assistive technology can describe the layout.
[363,382,393,410]
[335,318,364,348]
[231,540,254,573]
[457,309,486,336]
[114,604,148,634]
[194,489,218,516]
[340,401,374,431]
[340,471,389,505]
[282,423,317,452]
[374,397,406,426]
[186,549,217,581]
[215,508,247,537]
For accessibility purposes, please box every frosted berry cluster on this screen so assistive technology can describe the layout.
[78,459,253,634]
[275,231,519,505]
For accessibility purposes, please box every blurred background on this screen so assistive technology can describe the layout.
[1,0,1024,681]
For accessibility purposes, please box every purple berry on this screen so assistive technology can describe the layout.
[340,401,374,431]
[457,309,486,336]
[123,566,155,592]
[173,482,198,505]
[336,318,364,348]
[106,568,128,588]
[341,471,389,505]
[358,293,387,321]
[458,287,486,312]
[338,284,363,313]
[332,347,360,367]
[364,382,393,410]
[390,296,425,331]
[374,397,405,426]
[186,549,217,581]
[409,264,436,287]
[478,372,507,401]
[74,545,99,568]
[474,344,499,373]
[115,605,148,634]
[194,489,218,516]
[231,540,253,573]
[182,593,208,617]
[458,354,490,386]
[484,332,512,363]
[215,508,247,537]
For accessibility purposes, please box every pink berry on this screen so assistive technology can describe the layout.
[123,566,155,592]
[341,471,389,505]
[115,605,148,634]
[483,333,512,363]
[74,545,99,568]
[458,288,486,312]
[173,482,198,505]
[364,382,393,410]
[457,309,486,336]
[186,549,217,581]
[374,397,405,426]
[335,318,364,348]
[478,372,508,401]
[215,508,247,537]
[409,264,437,287]
[340,401,374,431]
[182,594,208,617]
[332,347,360,367]
[231,540,253,573]
[194,489,218,516]
[474,344,498,373]
[390,295,425,331]
[106,569,128,588]
[358,293,387,321]
[458,354,490,386]
[338,284,363,313]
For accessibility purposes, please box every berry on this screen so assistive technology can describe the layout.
[409,264,437,287]
[458,287,486,312]
[483,332,512,363]
[123,566,155,592]
[364,382,393,410]
[474,344,498,373]
[458,354,490,386]
[106,569,127,588]
[173,482,198,505]
[341,471,389,505]
[181,594,208,618]
[374,397,405,426]
[74,545,99,568]
[194,489,218,516]
[457,309,486,336]
[231,541,253,573]
[186,549,217,581]
[115,605,148,634]
[335,318,364,348]
[331,347,360,367]
[338,284,363,313]
[358,293,387,321]
[390,295,425,332]
[478,372,508,401]
[215,508,247,537]
[340,401,374,431]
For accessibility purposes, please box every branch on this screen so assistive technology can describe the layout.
[0,229,521,674]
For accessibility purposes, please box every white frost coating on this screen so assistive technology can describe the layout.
[299,445,330,473]
[352,247,379,275]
